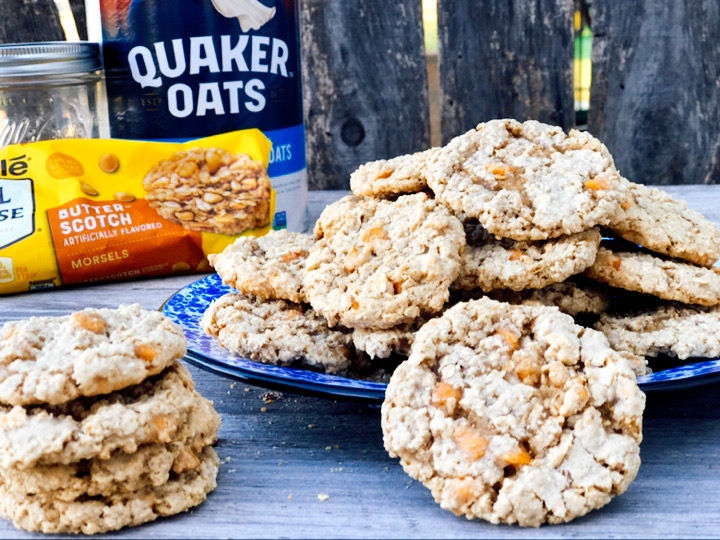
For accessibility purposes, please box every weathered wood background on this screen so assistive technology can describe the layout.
[2,0,719,188]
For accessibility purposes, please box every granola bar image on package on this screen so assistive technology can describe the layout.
[143,147,272,235]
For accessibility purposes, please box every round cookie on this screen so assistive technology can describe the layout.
[0,446,219,535]
[381,297,645,527]
[143,147,271,235]
[0,363,214,469]
[305,192,465,329]
[201,292,354,374]
[349,147,440,197]
[595,303,720,360]
[486,279,611,317]
[0,304,186,406]
[209,229,314,303]
[0,427,217,502]
[426,118,630,240]
[454,227,601,291]
[607,181,720,267]
[584,247,720,306]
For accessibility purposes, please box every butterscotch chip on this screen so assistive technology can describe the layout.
[304,193,465,329]
[98,153,120,173]
[607,181,720,267]
[349,148,440,197]
[0,363,214,469]
[584,247,720,306]
[209,229,314,303]
[0,446,219,535]
[201,293,354,374]
[0,304,186,406]
[595,303,720,360]
[426,119,630,240]
[382,297,645,527]
[143,147,271,235]
[454,225,601,291]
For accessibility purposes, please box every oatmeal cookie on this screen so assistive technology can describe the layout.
[201,293,353,374]
[143,147,271,235]
[584,247,720,306]
[382,297,645,527]
[304,193,465,329]
[607,181,720,267]
[426,119,629,240]
[0,363,216,469]
[0,304,186,406]
[595,303,720,360]
[454,227,601,291]
[349,148,440,197]
[0,420,217,502]
[486,279,611,317]
[0,446,219,535]
[209,229,313,303]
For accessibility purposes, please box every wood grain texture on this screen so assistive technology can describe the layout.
[2,188,720,537]
[299,0,430,190]
[0,0,65,43]
[436,0,575,143]
[589,0,720,185]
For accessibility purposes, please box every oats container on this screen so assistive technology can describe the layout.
[86,0,308,233]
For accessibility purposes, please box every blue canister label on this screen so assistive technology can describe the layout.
[92,0,307,232]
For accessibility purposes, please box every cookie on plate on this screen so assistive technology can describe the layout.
[595,303,720,360]
[382,297,645,527]
[201,293,354,374]
[349,148,440,197]
[143,147,271,235]
[454,227,601,292]
[426,118,630,241]
[0,446,219,535]
[0,304,186,406]
[485,279,611,317]
[0,363,211,469]
[209,229,314,303]
[584,247,720,306]
[607,181,720,267]
[304,192,465,329]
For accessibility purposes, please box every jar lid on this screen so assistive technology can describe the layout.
[0,41,102,77]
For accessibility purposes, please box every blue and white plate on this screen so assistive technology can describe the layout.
[163,274,720,401]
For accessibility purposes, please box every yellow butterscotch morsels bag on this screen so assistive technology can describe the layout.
[0,129,273,294]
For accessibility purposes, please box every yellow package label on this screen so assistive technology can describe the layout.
[0,129,273,294]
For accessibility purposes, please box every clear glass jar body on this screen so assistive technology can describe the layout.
[0,41,108,148]
[0,72,106,147]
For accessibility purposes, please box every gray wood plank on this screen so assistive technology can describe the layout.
[589,0,720,185]
[437,0,575,143]
[0,0,65,43]
[299,0,430,190]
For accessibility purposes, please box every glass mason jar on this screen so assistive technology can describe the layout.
[0,41,107,148]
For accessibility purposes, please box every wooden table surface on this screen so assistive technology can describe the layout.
[2,187,720,539]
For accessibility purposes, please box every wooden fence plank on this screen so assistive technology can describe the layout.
[589,1,720,185]
[0,0,65,43]
[300,0,429,189]
[437,0,575,143]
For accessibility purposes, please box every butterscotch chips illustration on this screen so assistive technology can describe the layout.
[143,147,271,235]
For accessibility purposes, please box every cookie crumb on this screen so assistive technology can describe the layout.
[317,493,330,502]
[261,390,284,404]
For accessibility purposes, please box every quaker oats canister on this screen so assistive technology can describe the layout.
[85,0,307,232]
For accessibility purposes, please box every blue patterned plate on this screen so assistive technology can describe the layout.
[162,274,720,401]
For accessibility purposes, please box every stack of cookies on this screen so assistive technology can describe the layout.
[0,304,220,535]
[203,118,720,526]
